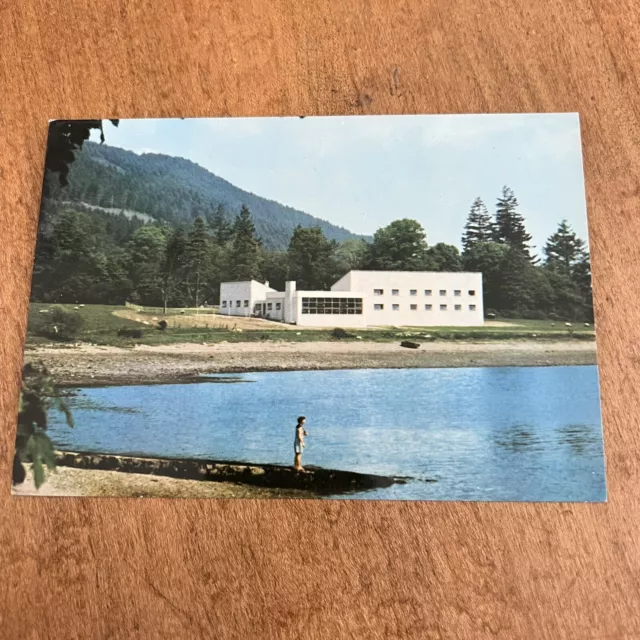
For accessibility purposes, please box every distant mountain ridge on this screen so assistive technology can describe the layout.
[59,142,366,250]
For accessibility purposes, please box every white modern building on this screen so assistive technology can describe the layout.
[219,270,484,327]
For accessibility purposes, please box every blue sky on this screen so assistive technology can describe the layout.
[91,114,589,253]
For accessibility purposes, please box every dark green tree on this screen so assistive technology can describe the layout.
[543,220,593,321]
[425,243,463,271]
[572,256,593,321]
[228,206,261,281]
[462,197,494,253]
[493,186,533,258]
[128,225,167,305]
[208,204,234,246]
[462,241,510,311]
[41,209,109,302]
[287,226,337,290]
[333,238,368,274]
[498,246,532,311]
[543,220,587,274]
[365,219,429,270]
[186,217,210,307]
[160,228,187,313]
[541,270,584,320]
[259,250,289,292]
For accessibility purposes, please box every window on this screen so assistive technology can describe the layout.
[410,304,417,310]
[236,300,241,308]
[243,300,249,307]
[469,290,476,296]
[454,290,461,297]
[469,304,476,311]
[439,290,447,296]
[392,289,399,296]
[222,301,227,308]
[373,289,384,296]
[392,304,400,311]
[440,304,447,311]
[455,304,462,311]
[301,297,363,315]
[374,304,384,311]
[267,303,273,310]
[425,304,432,311]
[425,289,432,296]
[276,302,282,310]
[410,289,417,296]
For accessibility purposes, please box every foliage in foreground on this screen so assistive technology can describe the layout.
[13,363,73,488]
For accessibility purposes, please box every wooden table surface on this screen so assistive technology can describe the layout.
[1,1,639,638]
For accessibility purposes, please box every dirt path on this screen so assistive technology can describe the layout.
[113,309,304,330]
[25,340,598,387]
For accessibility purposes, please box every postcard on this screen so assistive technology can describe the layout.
[12,114,605,500]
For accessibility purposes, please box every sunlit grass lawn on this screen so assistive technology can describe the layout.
[26,302,595,347]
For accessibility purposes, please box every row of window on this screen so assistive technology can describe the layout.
[222,298,476,313]
[222,300,282,311]
[374,289,476,297]
[301,297,364,315]
[374,304,477,311]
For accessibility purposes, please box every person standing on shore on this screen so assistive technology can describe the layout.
[293,416,308,472]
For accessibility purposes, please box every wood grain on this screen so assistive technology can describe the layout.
[1,1,639,637]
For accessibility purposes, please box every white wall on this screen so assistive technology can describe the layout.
[264,292,285,321]
[330,271,353,292]
[334,271,483,327]
[220,281,275,317]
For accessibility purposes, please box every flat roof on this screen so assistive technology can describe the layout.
[344,270,482,275]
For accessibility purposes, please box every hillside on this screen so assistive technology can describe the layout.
[54,142,365,250]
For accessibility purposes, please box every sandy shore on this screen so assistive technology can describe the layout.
[11,464,312,498]
[25,339,598,387]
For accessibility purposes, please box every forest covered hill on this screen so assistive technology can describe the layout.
[48,141,366,250]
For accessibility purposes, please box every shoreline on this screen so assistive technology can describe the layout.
[12,464,315,499]
[25,339,598,387]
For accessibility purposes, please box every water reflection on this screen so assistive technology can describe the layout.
[72,394,140,415]
[493,425,545,452]
[557,424,599,456]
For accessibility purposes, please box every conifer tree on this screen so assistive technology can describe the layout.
[543,219,587,274]
[186,216,210,307]
[160,228,186,313]
[462,197,494,253]
[228,206,261,281]
[493,186,533,258]
[208,203,234,246]
[498,246,531,311]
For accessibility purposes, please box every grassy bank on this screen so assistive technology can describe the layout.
[26,302,595,348]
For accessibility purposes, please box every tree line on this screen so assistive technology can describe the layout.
[31,185,593,321]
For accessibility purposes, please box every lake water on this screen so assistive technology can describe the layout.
[48,366,607,501]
